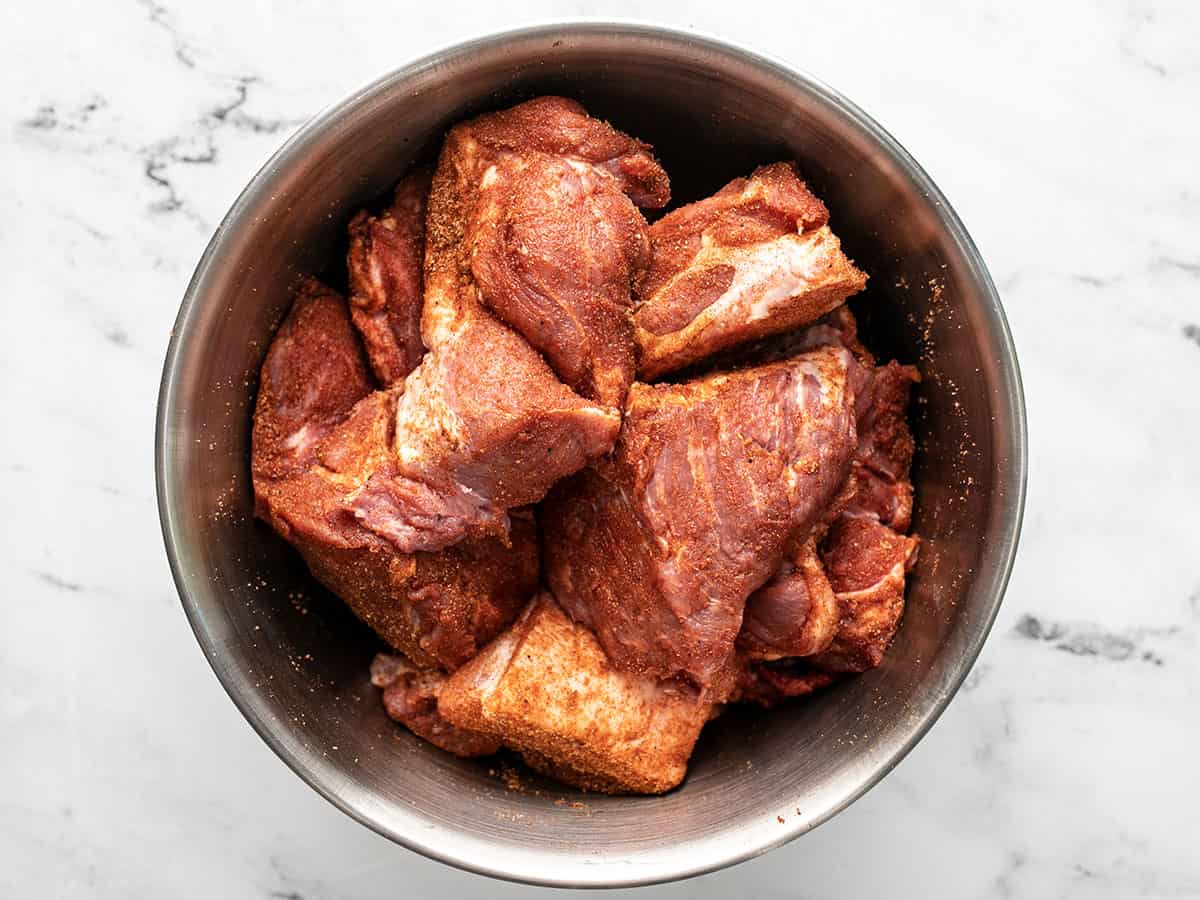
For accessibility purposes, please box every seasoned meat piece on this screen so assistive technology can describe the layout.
[467,152,654,408]
[843,361,920,531]
[809,516,919,672]
[738,537,840,660]
[542,346,861,687]
[258,389,540,670]
[722,305,917,527]
[252,285,537,669]
[438,595,713,794]
[251,277,373,483]
[735,512,918,702]
[735,306,919,661]
[735,513,918,706]
[748,309,918,529]
[348,312,619,553]
[354,97,669,554]
[634,163,867,379]
[370,654,501,757]
[347,169,431,386]
[425,94,667,404]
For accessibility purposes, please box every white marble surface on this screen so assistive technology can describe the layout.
[3,0,1199,896]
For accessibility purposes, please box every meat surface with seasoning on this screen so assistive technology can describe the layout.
[250,98,924,794]
[370,653,502,757]
[346,169,431,387]
[542,345,861,689]
[252,280,538,670]
[438,594,715,794]
[737,309,921,697]
[634,162,867,379]
[349,96,670,555]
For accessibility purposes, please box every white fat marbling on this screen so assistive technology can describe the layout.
[2,0,1198,897]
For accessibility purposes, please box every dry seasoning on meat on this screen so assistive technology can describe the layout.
[250,97,919,794]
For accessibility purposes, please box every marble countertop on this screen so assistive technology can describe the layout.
[4,1,1198,897]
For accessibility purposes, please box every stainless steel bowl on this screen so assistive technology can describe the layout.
[156,22,1026,888]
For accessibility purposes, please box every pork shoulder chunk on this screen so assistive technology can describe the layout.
[734,518,917,705]
[737,537,840,660]
[736,310,920,689]
[355,97,669,555]
[843,360,920,531]
[346,169,431,386]
[542,346,861,688]
[737,514,917,705]
[370,653,501,757]
[425,94,668,406]
[251,277,373,484]
[347,311,618,554]
[732,659,841,706]
[252,283,538,670]
[634,163,867,379]
[808,516,919,672]
[438,595,713,794]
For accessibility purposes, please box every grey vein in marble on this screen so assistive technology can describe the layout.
[29,570,85,593]
[137,0,200,69]
[1012,614,1183,665]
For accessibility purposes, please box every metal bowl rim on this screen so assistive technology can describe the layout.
[155,18,1027,888]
